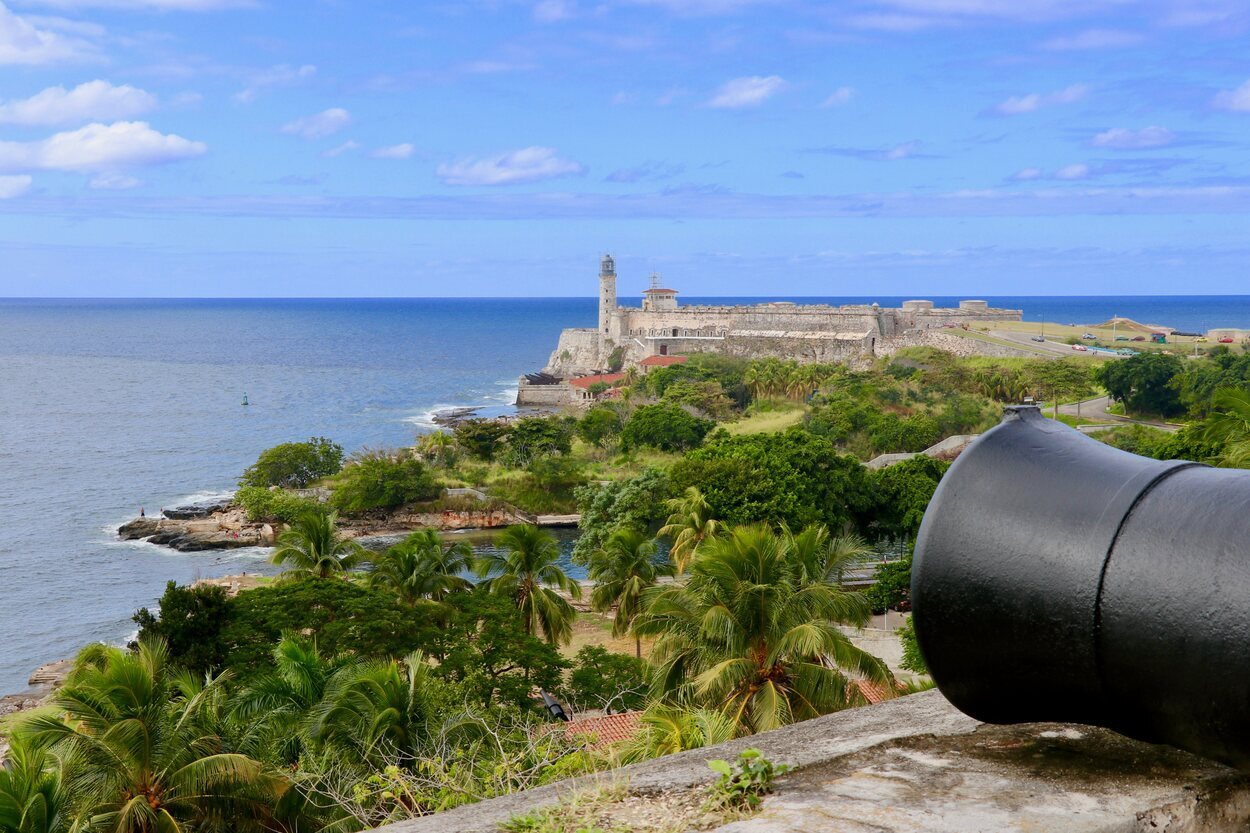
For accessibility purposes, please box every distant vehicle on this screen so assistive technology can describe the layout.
[1031,335,1045,342]
[1196,337,1208,343]
[942,323,957,328]
[1114,336,1129,341]
[1072,344,1089,352]
[1082,333,1096,340]
[1132,336,1146,342]
[1117,349,1136,356]
[1151,333,1168,344]
[1219,337,1235,344]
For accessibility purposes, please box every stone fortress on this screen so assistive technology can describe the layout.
[517,254,1022,407]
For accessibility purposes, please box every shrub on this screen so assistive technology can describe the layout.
[864,554,912,614]
[620,403,714,452]
[235,485,327,523]
[577,407,623,448]
[239,437,343,488]
[329,451,441,514]
[572,468,672,563]
[132,581,232,673]
[867,457,948,541]
[661,379,734,419]
[898,616,927,674]
[500,416,575,468]
[564,645,649,712]
[454,419,511,461]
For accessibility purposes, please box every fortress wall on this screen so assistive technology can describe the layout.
[543,328,601,375]
[615,307,886,337]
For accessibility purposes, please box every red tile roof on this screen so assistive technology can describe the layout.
[853,679,903,704]
[569,372,627,389]
[639,355,689,367]
[563,712,643,748]
[642,287,678,294]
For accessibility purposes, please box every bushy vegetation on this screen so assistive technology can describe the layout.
[239,436,343,488]
[236,485,327,523]
[328,450,442,513]
[620,403,715,452]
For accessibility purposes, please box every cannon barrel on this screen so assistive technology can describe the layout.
[913,405,1250,769]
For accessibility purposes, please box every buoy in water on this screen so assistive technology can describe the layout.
[242,393,250,406]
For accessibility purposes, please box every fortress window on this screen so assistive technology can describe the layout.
[672,328,679,337]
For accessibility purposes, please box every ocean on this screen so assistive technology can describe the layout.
[2,294,1249,693]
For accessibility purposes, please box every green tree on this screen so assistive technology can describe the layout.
[474,525,581,645]
[670,430,873,532]
[500,417,574,468]
[453,419,511,461]
[1097,352,1185,417]
[437,592,569,709]
[780,523,872,587]
[270,511,364,580]
[661,380,734,419]
[620,403,715,452]
[1028,359,1093,416]
[1202,385,1250,467]
[587,528,674,657]
[222,580,440,676]
[576,407,623,449]
[132,581,232,674]
[0,738,69,833]
[867,456,948,541]
[366,529,474,606]
[634,525,892,733]
[415,430,459,468]
[239,437,343,489]
[564,646,649,712]
[22,640,288,833]
[329,451,441,514]
[572,468,672,564]
[657,486,720,574]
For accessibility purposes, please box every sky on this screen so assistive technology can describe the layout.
[0,0,1249,297]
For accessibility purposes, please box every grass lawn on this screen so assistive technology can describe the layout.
[721,404,806,436]
[564,606,652,660]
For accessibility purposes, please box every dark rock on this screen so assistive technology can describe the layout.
[118,518,160,540]
[162,498,233,519]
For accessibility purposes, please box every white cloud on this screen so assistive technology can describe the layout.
[1091,126,1175,149]
[1214,79,1250,112]
[884,140,920,160]
[89,171,140,189]
[321,140,359,158]
[533,0,573,21]
[0,1,96,65]
[1055,163,1089,180]
[0,173,31,197]
[280,107,350,140]
[1041,28,1143,51]
[0,80,156,126]
[436,146,585,186]
[234,64,315,104]
[371,143,414,160]
[0,121,205,173]
[708,75,786,108]
[1012,167,1043,181]
[994,83,1087,115]
[821,86,855,107]
[463,60,535,74]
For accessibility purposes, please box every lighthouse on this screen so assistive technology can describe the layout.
[598,254,616,365]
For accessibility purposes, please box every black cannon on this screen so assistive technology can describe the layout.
[913,405,1250,769]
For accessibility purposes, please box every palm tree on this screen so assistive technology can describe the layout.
[587,528,674,658]
[0,738,69,833]
[1203,386,1250,467]
[366,529,474,605]
[415,431,457,468]
[658,486,720,574]
[270,510,363,580]
[634,524,893,734]
[781,523,872,587]
[615,703,738,764]
[21,640,287,833]
[474,524,581,645]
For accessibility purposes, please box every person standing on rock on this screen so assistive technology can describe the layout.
[139,507,145,518]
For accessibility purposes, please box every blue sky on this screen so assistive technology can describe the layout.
[1,0,1249,297]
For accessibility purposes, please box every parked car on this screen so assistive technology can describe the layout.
[1131,336,1146,342]
[1082,333,1096,340]
[1196,337,1208,343]
[1072,344,1089,351]
[1114,336,1129,341]
[1031,335,1045,342]
[1219,337,1235,344]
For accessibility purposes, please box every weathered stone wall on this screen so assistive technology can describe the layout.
[543,328,601,375]
[515,381,576,407]
[879,330,1041,360]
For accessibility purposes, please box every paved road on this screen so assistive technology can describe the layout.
[988,329,1126,359]
[1058,395,1180,432]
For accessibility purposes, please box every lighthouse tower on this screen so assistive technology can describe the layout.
[598,253,616,353]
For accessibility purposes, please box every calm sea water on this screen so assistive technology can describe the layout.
[2,294,1249,693]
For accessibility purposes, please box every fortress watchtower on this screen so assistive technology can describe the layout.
[598,254,616,338]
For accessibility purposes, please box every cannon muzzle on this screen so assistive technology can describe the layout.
[913,405,1250,769]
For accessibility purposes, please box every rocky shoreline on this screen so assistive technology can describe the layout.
[117,496,551,554]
